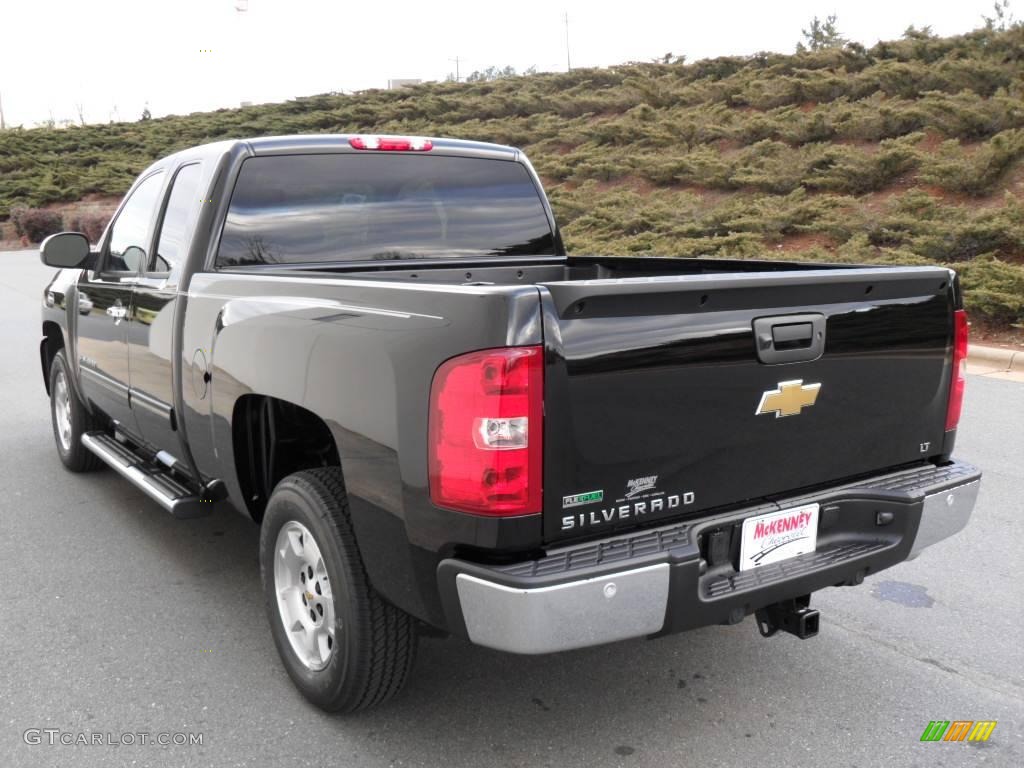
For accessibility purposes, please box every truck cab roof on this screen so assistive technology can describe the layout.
[246,134,519,160]
[134,135,525,194]
[148,134,520,171]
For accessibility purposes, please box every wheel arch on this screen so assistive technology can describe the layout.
[230,393,343,523]
[40,320,66,396]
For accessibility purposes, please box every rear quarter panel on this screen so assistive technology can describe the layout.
[181,271,543,624]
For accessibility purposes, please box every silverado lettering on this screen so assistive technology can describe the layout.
[561,494,691,531]
[38,134,980,713]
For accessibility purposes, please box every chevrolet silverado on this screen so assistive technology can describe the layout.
[38,134,981,712]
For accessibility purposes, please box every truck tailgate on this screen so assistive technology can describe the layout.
[539,266,956,543]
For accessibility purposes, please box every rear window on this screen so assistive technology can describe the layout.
[216,153,556,267]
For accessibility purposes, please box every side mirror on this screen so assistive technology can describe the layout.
[40,232,93,269]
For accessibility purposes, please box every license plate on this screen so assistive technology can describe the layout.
[739,503,820,571]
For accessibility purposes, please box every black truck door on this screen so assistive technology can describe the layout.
[76,171,164,434]
[128,162,204,453]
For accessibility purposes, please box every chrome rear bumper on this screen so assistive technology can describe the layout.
[441,460,981,654]
[456,564,670,654]
[909,479,980,557]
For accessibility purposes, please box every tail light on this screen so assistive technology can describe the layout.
[429,346,543,516]
[945,309,969,431]
[349,135,433,151]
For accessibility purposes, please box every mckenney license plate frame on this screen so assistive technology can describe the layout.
[739,502,820,571]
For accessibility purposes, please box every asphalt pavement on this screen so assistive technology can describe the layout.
[1,250,1021,767]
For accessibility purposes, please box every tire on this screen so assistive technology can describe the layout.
[49,349,104,472]
[260,467,418,713]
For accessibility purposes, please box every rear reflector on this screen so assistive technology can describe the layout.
[945,309,968,431]
[429,346,543,516]
[349,135,432,151]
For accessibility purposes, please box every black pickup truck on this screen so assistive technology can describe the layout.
[39,134,980,712]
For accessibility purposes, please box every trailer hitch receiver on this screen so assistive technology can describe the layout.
[756,595,819,639]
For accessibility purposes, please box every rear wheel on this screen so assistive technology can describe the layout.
[49,349,103,472]
[260,467,418,712]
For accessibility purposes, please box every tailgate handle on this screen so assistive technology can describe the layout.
[753,314,825,365]
[772,322,813,349]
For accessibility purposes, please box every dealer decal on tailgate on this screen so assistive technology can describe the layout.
[739,503,820,571]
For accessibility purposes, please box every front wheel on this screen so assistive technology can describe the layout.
[260,468,418,712]
[49,349,103,472]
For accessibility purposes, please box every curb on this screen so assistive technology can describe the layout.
[968,344,1024,372]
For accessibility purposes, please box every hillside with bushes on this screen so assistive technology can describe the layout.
[1,25,1022,330]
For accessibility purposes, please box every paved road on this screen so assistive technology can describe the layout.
[1,250,1021,768]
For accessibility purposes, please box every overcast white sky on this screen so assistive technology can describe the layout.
[0,0,1008,126]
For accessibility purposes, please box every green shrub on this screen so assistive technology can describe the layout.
[919,129,1024,195]
[955,254,1024,324]
[804,134,921,194]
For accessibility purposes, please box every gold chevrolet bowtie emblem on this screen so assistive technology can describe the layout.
[756,379,821,418]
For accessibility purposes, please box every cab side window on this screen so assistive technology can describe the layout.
[106,171,164,273]
[152,164,203,274]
